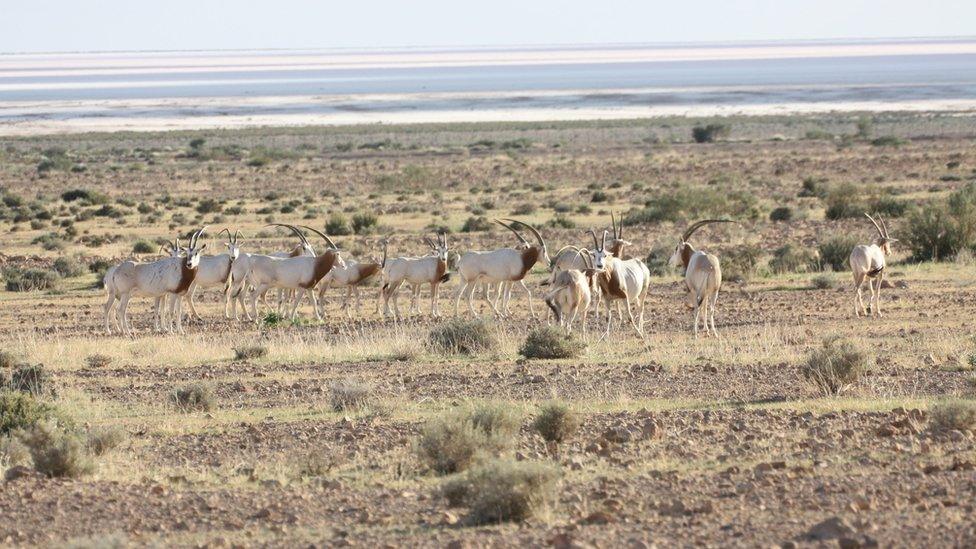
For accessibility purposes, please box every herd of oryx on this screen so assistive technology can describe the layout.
[101,211,897,338]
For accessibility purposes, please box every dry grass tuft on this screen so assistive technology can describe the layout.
[428,319,498,355]
[233,345,269,361]
[519,327,582,360]
[440,459,560,524]
[416,403,521,475]
[802,337,871,396]
[532,402,580,444]
[85,354,113,369]
[19,421,95,478]
[929,400,976,432]
[0,350,21,370]
[9,363,50,396]
[86,426,127,456]
[0,390,54,435]
[330,379,373,412]
[170,383,216,413]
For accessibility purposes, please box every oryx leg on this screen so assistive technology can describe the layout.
[853,272,867,317]
[103,292,117,334]
[187,282,203,321]
[873,272,884,318]
[708,290,720,336]
[431,282,442,317]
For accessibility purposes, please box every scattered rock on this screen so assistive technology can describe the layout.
[641,419,662,440]
[4,466,39,482]
[602,426,632,444]
[806,517,855,540]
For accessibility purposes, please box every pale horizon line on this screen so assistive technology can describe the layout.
[3,34,975,58]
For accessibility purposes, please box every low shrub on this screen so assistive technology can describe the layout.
[461,216,492,233]
[325,214,352,236]
[52,255,86,278]
[428,319,498,355]
[624,187,759,224]
[351,212,379,234]
[769,244,819,274]
[3,267,60,292]
[440,459,559,524]
[85,354,112,368]
[802,337,871,396]
[928,400,976,432]
[131,240,155,254]
[233,345,268,361]
[18,421,95,478]
[0,350,20,369]
[10,364,49,396]
[469,402,521,440]
[818,234,861,271]
[329,380,373,412]
[1,390,54,435]
[416,403,520,475]
[519,327,581,360]
[171,383,216,412]
[721,244,763,282]
[532,402,579,444]
[691,123,730,143]
[644,243,675,276]
[86,426,126,456]
[810,274,834,290]
[769,206,793,222]
[904,183,976,262]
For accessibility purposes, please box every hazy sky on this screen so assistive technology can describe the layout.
[2,0,974,53]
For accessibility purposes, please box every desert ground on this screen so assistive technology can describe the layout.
[1,113,975,548]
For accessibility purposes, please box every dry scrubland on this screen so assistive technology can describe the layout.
[1,113,976,547]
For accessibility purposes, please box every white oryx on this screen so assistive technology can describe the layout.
[381,233,450,319]
[103,227,208,335]
[850,213,897,318]
[227,232,316,320]
[667,219,734,337]
[184,228,243,320]
[245,224,343,321]
[550,212,631,276]
[316,234,385,317]
[454,219,550,318]
[544,249,596,336]
[589,229,650,338]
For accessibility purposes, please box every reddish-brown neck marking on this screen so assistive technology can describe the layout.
[514,247,540,280]
[435,258,447,282]
[301,252,336,289]
[174,260,198,294]
[355,263,382,284]
[602,266,627,299]
[609,240,626,259]
[680,243,694,269]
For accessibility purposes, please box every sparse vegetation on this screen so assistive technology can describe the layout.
[928,400,976,432]
[802,337,871,396]
[428,319,498,355]
[532,402,579,445]
[818,234,860,271]
[905,183,976,262]
[233,345,269,361]
[18,421,95,478]
[86,426,126,456]
[171,383,216,412]
[3,267,60,292]
[769,244,818,274]
[440,459,559,524]
[519,327,582,359]
[131,240,156,254]
[9,364,50,396]
[416,403,519,475]
[0,390,54,435]
[85,354,112,368]
[329,379,373,412]
[691,123,731,143]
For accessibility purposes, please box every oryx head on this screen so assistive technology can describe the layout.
[668,219,734,268]
[608,211,633,256]
[588,228,614,271]
[423,232,449,262]
[865,213,897,255]
[496,218,550,267]
[161,239,184,258]
[218,228,244,261]
[183,226,208,269]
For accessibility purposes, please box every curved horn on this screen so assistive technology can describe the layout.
[217,228,231,241]
[878,214,890,239]
[611,212,618,239]
[577,248,593,270]
[190,226,208,249]
[587,228,600,250]
[601,230,608,252]
[864,213,885,239]
[298,224,339,250]
[234,230,243,244]
[503,219,546,251]
[494,219,529,246]
[266,223,309,247]
[618,215,624,240]
[681,219,733,243]
[423,236,436,249]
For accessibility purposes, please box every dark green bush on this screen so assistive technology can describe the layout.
[624,187,759,224]
[52,255,86,278]
[519,327,582,360]
[769,206,793,222]
[905,183,976,262]
[818,234,861,271]
[0,390,54,435]
[721,244,763,282]
[691,123,731,143]
[325,214,353,236]
[769,244,819,274]
[233,345,268,361]
[131,240,155,254]
[3,267,60,292]
[352,212,379,234]
[428,319,498,355]
[461,216,492,233]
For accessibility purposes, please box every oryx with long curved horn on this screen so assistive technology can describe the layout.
[850,213,897,318]
[545,248,598,336]
[589,228,650,338]
[380,233,450,319]
[103,226,208,335]
[183,228,245,320]
[454,218,550,318]
[668,219,734,337]
[245,224,343,321]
